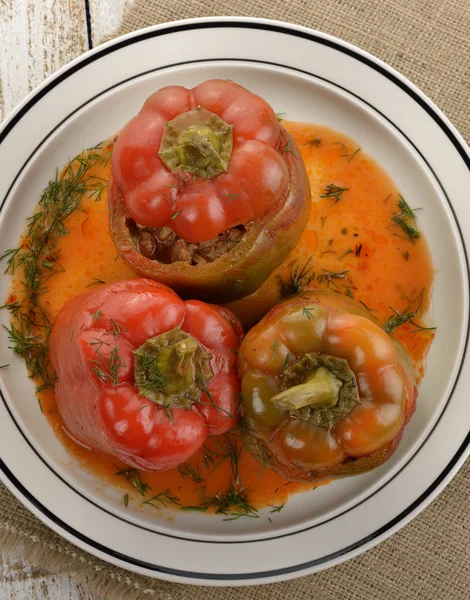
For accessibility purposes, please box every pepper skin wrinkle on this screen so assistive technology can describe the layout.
[109,80,311,301]
[50,279,243,472]
[239,290,417,482]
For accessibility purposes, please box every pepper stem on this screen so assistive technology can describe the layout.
[133,327,213,410]
[158,107,233,179]
[271,367,342,410]
[272,353,361,429]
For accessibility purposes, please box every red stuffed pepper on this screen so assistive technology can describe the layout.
[109,79,311,302]
[238,290,417,482]
[50,279,242,471]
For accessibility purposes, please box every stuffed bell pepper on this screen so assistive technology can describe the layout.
[109,79,311,302]
[238,290,417,482]
[50,279,243,471]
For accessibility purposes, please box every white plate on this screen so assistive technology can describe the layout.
[0,17,469,586]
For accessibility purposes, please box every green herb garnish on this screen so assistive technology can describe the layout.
[320,184,349,206]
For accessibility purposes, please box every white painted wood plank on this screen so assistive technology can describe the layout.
[0,0,88,121]
[0,547,95,600]
[0,3,90,594]
[89,0,134,46]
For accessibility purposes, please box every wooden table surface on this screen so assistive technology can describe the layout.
[0,3,132,596]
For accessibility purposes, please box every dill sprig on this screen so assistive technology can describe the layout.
[302,307,316,319]
[390,195,421,243]
[317,269,349,289]
[382,291,435,334]
[0,142,111,392]
[115,468,151,496]
[195,367,236,420]
[320,184,349,206]
[178,462,205,484]
[109,319,128,339]
[359,300,379,321]
[208,435,243,482]
[348,147,361,163]
[332,141,349,156]
[282,139,298,158]
[339,248,353,260]
[283,257,314,296]
[134,352,167,399]
[202,484,259,521]
[257,444,271,483]
[283,257,352,296]
[88,344,121,386]
[143,489,181,509]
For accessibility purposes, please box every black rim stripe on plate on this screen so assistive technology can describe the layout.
[0,21,469,580]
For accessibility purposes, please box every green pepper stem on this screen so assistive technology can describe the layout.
[158,107,233,179]
[271,367,342,410]
[133,327,213,410]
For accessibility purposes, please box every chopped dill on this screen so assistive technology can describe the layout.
[220,193,239,204]
[274,481,293,493]
[202,484,258,521]
[209,435,243,482]
[0,143,111,391]
[143,489,181,509]
[88,344,121,386]
[269,504,284,513]
[91,309,102,324]
[257,444,271,482]
[282,352,292,372]
[109,318,128,339]
[85,278,105,288]
[359,300,378,321]
[320,184,350,206]
[270,339,279,361]
[115,468,151,496]
[348,147,361,163]
[390,195,421,243]
[355,244,362,257]
[339,248,353,260]
[134,351,167,399]
[283,256,314,296]
[383,305,435,334]
[302,307,316,319]
[317,269,349,289]
[123,494,129,507]
[282,139,298,158]
[382,290,435,334]
[275,112,286,122]
[332,141,349,156]
[178,462,205,484]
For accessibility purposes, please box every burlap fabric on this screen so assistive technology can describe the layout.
[1,1,470,598]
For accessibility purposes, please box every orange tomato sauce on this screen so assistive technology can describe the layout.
[17,123,434,514]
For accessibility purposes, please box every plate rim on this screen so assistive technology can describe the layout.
[0,16,469,586]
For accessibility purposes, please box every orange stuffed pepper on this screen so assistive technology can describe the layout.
[238,290,417,481]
